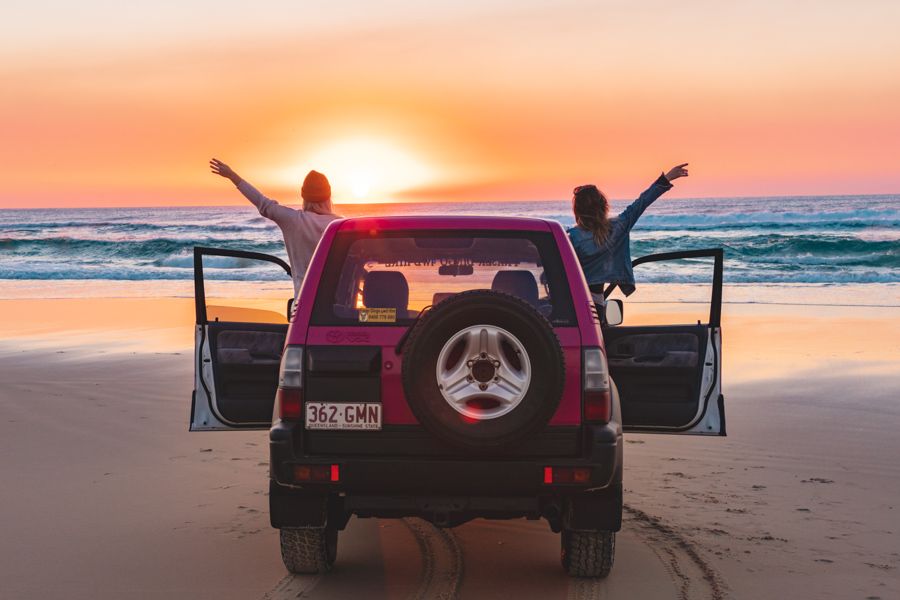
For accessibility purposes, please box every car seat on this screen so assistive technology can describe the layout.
[363,271,410,313]
[491,270,539,306]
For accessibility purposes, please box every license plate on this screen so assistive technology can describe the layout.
[305,402,382,430]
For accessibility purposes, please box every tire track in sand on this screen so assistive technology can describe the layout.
[623,504,726,600]
[260,572,322,599]
[401,517,464,600]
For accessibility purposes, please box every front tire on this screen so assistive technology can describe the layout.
[561,529,615,578]
[280,524,338,574]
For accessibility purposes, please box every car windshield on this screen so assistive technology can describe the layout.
[313,232,575,326]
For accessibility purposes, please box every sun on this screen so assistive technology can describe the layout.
[348,169,373,200]
[288,137,435,203]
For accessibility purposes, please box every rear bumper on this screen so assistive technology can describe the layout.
[269,421,622,498]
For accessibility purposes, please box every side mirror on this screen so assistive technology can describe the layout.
[604,299,624,326]
[286,298,294,321]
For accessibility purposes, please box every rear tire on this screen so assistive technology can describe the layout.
[280,524,338,574]
[561,529,615,578]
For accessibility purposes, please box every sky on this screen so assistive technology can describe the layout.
[2,0,899,207]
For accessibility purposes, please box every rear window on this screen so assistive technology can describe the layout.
[311,230,575,326]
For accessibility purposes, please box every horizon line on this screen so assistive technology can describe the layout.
[1,190,898,211]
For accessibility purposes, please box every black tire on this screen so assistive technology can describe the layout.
[279,524,338,574]
[402,290,565,450]
[560,529,615,578]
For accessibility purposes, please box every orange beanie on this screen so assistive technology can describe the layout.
[301,170,331,202]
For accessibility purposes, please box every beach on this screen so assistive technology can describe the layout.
[2,195,898,598]
[7,0,900,594]
[1,294,898,599]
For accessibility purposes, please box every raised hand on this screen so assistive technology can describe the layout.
[664,163,689,182]
[210,158,240,183]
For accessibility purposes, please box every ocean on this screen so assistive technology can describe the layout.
[1,195,898,304]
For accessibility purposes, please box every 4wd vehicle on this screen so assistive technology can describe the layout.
[190,216,725,578]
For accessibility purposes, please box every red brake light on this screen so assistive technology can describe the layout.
[584,390,611,423]
[293,464,340,483]
[543,466,592,484]
[276,388,303,421]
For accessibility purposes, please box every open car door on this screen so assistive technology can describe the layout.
[191,247,293,431]
[603,249,725,435]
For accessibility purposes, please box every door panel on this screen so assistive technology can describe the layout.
[604,249,725,435]
[191,247,292,431]
[206,322,287,424]
[605,325,707,428]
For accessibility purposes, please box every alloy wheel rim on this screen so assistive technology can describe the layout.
[435,324,531,420]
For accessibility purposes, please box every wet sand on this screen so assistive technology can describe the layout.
[1,298,899,599]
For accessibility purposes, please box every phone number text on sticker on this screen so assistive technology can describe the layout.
[305,402,382,430]
[358,308,396,323]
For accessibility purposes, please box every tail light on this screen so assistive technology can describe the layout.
[293,464,340,483]
[543,466,592,484]
[275,346,304,421]
[583,348,611,423]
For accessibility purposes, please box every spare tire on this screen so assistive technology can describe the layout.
[401,290,565,450]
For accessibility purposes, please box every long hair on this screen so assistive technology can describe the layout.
[572,184,610,244]
[303,199,335,215]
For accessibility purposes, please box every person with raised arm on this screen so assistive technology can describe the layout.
[210,158,340,297]
[568,163,689,300]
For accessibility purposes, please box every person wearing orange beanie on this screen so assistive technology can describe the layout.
[210,158,340,296]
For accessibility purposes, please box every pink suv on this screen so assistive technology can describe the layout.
[190,216,725,578]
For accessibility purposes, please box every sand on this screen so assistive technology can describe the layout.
[1,297,899,599]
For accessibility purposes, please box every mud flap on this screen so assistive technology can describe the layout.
[269,481,329,528]
[563,482,623,532]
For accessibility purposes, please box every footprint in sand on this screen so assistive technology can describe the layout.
[863,562,894,571]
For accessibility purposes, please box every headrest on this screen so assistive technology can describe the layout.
[491,270,539,306]
[432,292,455,306]
[363,271,409,311]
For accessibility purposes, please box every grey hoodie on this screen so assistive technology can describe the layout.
[237,180,339,297]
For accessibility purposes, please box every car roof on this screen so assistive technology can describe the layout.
[335,215,557,232]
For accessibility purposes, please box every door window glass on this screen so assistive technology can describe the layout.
[201,254,293,324]
[606,257,716,326]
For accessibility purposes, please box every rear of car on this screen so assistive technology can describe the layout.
[271,217,621,532]
[190,215,725,578]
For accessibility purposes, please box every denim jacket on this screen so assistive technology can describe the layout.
[567,174,672,295]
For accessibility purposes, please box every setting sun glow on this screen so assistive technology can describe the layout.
[2,1,899,207]
[280,138,436,204]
